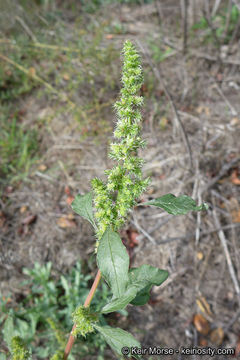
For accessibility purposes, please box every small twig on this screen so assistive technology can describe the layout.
[35,13,49,26]
[196,246,213,292]
[0,38,83,53]
[211,199,240,306]
[200,156,240,195]
[189,0,197,26]
[58,160,74,186]
[204,0,211,17]
[192,51,240,66]
[133,215,171,252]
[52,145,84,150]
[178,110,200,122]
[35,171,59,184]
[202,3,222,63]
[162,38,181,51]
[193,327,198,360]
[212,0,223,17]
[30,41,82,53]
[131,215,156,245]
[225,201,240,281]
[192,161,202,247]
[228,10,240,48]
[223,308,240,332]
[64,270,102,360]
[181,0,189,54]
[15,16,37,42]
[154,223,240,245]
[76,165,105,171]
[157,266,190,290]
[137,40,193,170]
[154,0,164,27]
[143,155,184,171]
[0,53,75,109]
[213,80,238,116]
[223,0,233,38]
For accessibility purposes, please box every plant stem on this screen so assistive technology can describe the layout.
[63,269,102,359]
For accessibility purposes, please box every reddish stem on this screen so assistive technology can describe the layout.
[63,270,102,360]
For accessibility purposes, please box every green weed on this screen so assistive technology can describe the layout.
[0,18,120,185]
[0,107,38,185]
[0,261,112,359]
[148,38,175,63]
[0,61,35,102]
[192,4,240,44]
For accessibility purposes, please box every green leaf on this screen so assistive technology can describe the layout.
[15,319,31,340]
[26,312,39,337]
[97,228,129,298]
[128,265,168,306]
[94,324,142,360]
[141,194,208,215]
[71,192,96,229]
[128,265,168,286]
[0,353,6,360]
[3,314,15,347]
[130,289,151,306]
[101,265,168,312]
[101,286,138,314]
[35,346,49,358]
[60,275,70,297]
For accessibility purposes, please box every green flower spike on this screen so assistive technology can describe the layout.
[92,40,149,243]
[10,336,31,360]
[72,306,98,337]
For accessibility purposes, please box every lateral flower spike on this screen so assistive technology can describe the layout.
[10,336,31,360]
[92,40,149,242]
[72,306,98,338]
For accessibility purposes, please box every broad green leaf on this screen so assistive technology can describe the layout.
[128,265,168,306]
[141,193,208,215]
[26,312,39,337]
[15,319,31,340]
[3,314,14,347]
[0,353,6,360]
[101,286,138,314]
[97,228,129,299]
[101,265,168,312]
[94,325,141,360]
[71,192,96,229]
[130,288,151,306]
[128,265,168,286]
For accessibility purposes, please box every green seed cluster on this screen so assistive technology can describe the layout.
[72,306,98,338]
[92,40,149,241]
[10,336,31,360]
